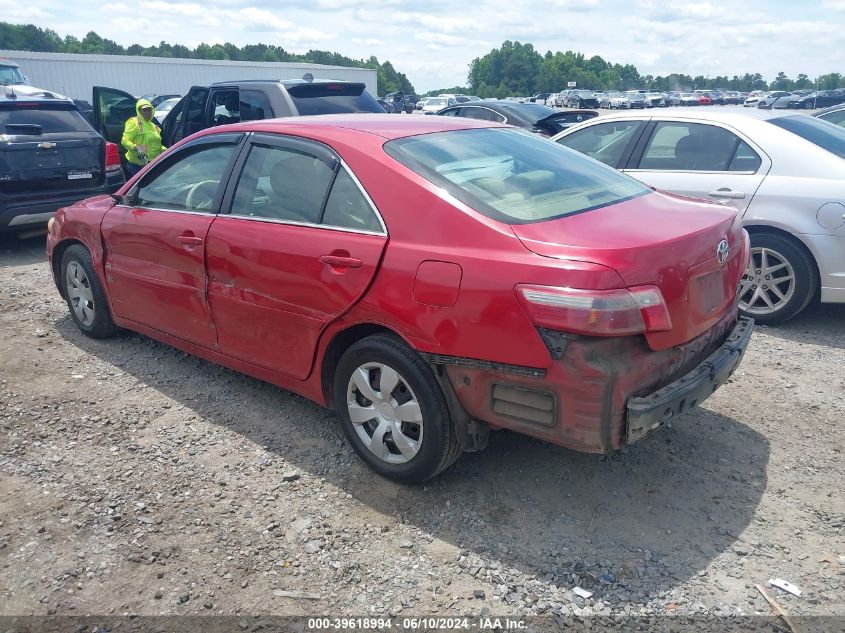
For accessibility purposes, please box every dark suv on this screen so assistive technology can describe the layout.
[94,79,385,149]
[1,86,124,232]
[566,90,599,108]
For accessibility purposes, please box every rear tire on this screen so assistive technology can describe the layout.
[60,244,119,338]
[739,233,817,325]
[333,335,461,484]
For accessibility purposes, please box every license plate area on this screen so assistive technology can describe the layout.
[696,269,725,313]
[67,170,93,180]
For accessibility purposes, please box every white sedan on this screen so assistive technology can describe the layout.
[420,97,456,114]
[551,109,845,324]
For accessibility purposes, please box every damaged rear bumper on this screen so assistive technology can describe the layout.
[441,309,752,454]
[626,316,753,444]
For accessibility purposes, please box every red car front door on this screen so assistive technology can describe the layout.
[205,134,387,380]
[102,136,243,349]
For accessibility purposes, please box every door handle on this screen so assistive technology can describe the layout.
[177,235,203,245]
[708,189,746,200]
[319,255,362,269]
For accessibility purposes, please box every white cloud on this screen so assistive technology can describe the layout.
[6,0,842,92]
[0,0,50,20]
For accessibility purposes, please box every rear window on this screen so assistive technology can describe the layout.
[769,115,845,159]
[505,103,556,120]
[384,127,650,225]
[0,106,94,134]
[286,83,382,115]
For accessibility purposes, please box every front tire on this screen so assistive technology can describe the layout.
[333,335,461,483]
[739,233,817,325]
[60,244,119,338]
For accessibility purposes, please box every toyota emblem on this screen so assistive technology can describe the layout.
[717,239,729,264]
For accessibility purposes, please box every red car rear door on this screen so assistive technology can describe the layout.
[206,133,387,380]
[101,134,244,349]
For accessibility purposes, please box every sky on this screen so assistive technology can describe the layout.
[2,0,844,92]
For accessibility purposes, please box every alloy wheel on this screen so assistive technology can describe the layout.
[739,247,796,316]
[66,261,96,326]
[346,362,423,464]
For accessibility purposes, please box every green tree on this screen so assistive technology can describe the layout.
[794,73,811,89]
[815,73,843,90]
[772,71,791,90]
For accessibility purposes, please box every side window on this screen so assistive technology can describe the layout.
[639,122,740,171]
[184,88,209,137]
[556,121,642,167]
[438,108,461,117]
[239,90,273,121]
[135,144,236,212]
[728,141,762,172]
[211,90,240,126]
[231,144,335,223]
[323,169,382,232]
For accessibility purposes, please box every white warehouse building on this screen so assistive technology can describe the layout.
[0,50,378,102]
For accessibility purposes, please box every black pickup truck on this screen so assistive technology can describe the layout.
[94,79,385,149]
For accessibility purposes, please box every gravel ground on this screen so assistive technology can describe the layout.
[0,233,843,624]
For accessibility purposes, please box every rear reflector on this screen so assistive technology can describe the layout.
[492,384,556,426]
[516,284,672,336]
[105,142,121,173]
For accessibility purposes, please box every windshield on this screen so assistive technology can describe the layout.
[769,115,845,159]
[286,82,382,115]
[384,128,650,225]
[0,65,25,85]
[428,98,448,106]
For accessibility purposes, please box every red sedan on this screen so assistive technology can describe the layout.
[47,115,752,483]
[697,94,713,105]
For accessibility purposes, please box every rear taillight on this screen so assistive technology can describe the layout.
[516,284,672,336]
[105,142,121,173]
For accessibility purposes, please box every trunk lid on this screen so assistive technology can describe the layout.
[511,190,746,350]
[0,133,105,194]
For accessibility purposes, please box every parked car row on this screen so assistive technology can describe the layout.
[546,89,750,110]
[746,89,845,110]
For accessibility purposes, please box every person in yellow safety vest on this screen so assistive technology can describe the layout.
[121,98,166,177]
